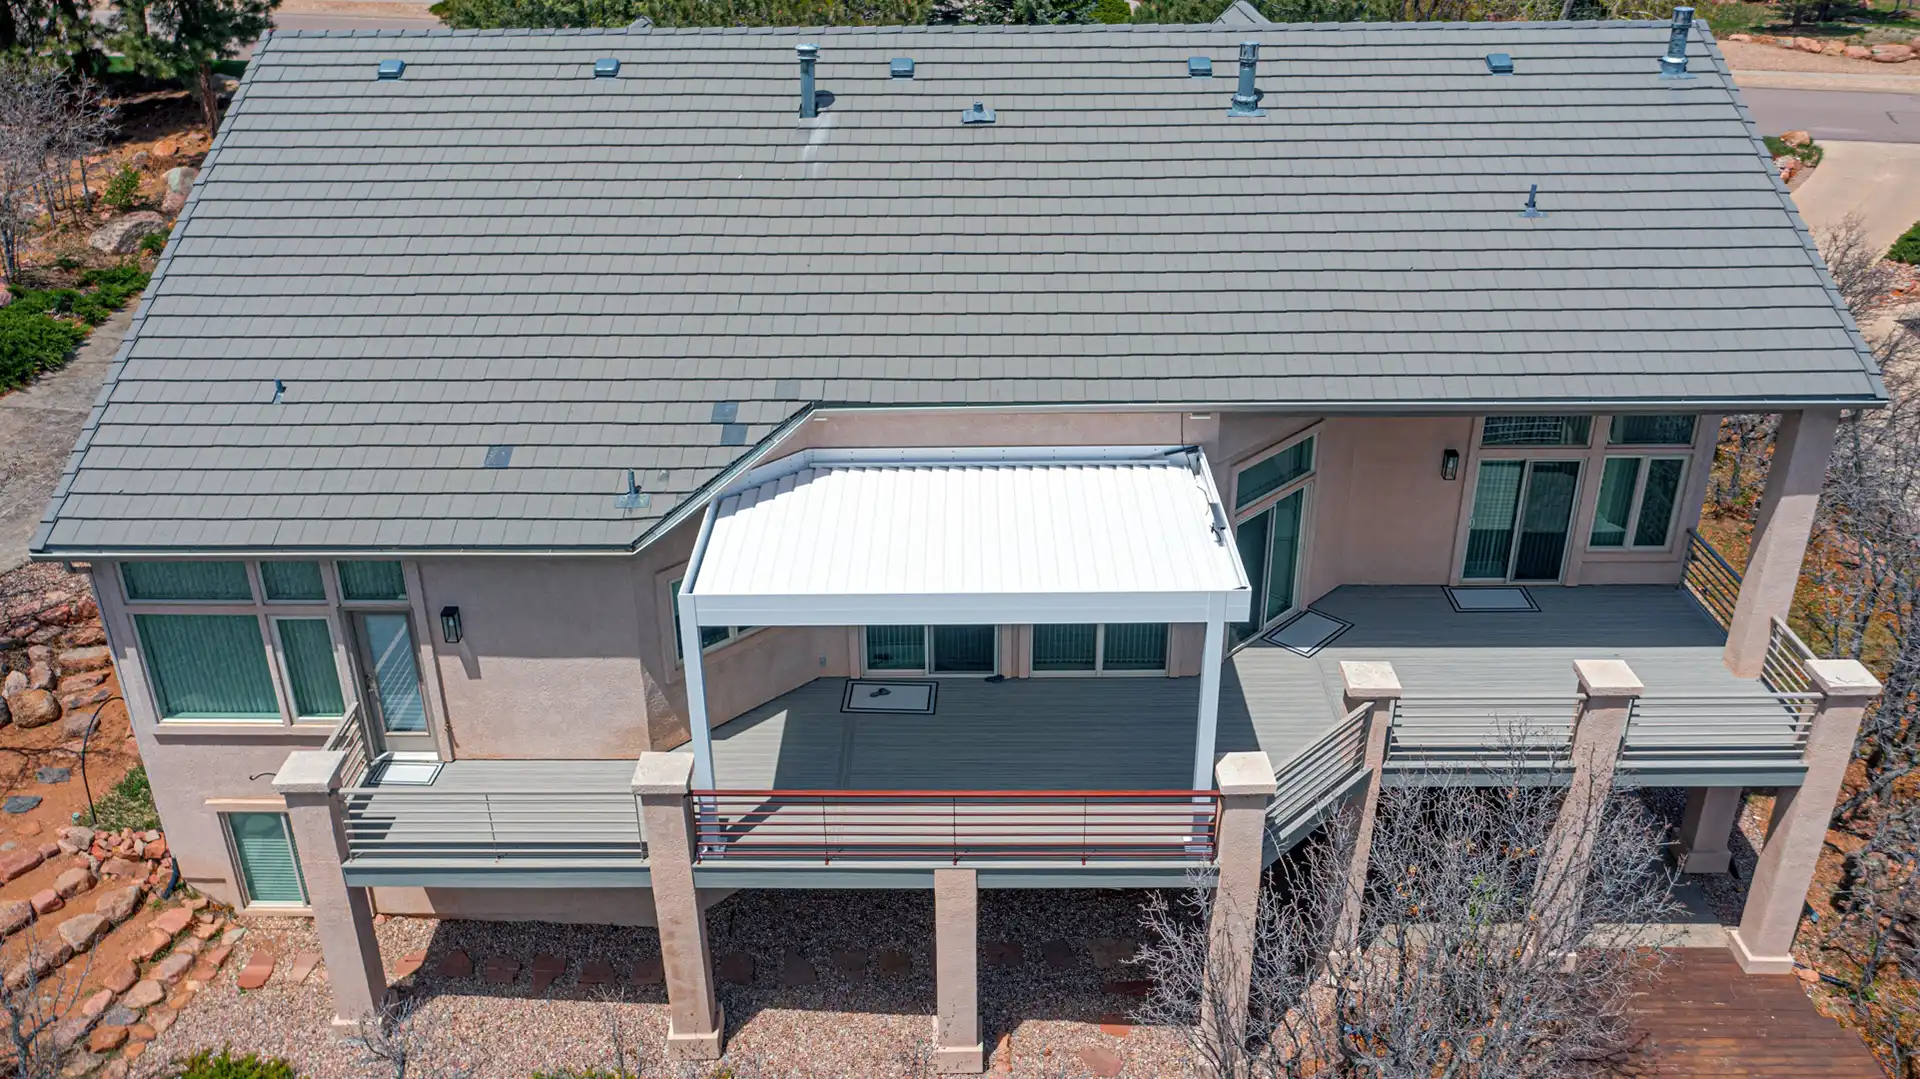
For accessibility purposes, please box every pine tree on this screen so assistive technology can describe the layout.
[115,0,277,139]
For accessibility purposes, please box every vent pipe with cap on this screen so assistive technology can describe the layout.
[1229,42,1265,117]
[798,43,820,118]
[1660,7,1695,79]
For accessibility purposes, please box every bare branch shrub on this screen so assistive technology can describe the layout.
[1134,756,1680,1078]
[1821,798,1920,1076]
[1,932,96,1079]
[0,59,115,279]
[349,995,483,1079]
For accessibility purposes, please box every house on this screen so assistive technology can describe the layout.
[33,12,1886,1071]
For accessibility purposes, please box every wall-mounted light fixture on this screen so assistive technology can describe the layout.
[439,606,462,644]
[1441,449,1461,481]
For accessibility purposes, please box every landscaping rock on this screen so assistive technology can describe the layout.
[55,646,111,674]
[6,941,73,989]
[1872,43,1915,62]
[30,890,62,916]
[104,962,138,994]
[130,930,170,962]
[152,906,193,936]
[53,867,92,898]
[35,766,70,784]
[1846,45,1873,59]
[236,951,274,990]
[121,980,163,1009]
[4,795,42,814]
[1793,36,1823,52]
[0,849,44,882]
[0,670,24,698]
[57,669,107,693]
[1781,130,1812,148]
[93,884,142,923]
[62,686,110,712]
[152,952,193,984]
[9,690,57,729]
[100,857,142,879]
[161,191,187,214]
[99,1006,137,1028]
[51,1014,93,1051]
[163,166,198,193]
[56,912,107,951]
[89,214,168,254]
[0,900,33,936]
[61,712,97,738]
[86,1025,127,1053]
[80,989,113,1018]
[436,949,472,978]
[130,151,150,168]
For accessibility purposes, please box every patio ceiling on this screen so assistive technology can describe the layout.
[681,447,1253,626]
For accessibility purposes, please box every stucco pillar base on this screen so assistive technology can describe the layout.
[930,1022,985,1075]
[1675,787,1741,876]
[666,1007,726,1061]
[1727,929,1795,975]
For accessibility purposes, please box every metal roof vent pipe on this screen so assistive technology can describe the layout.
[1228,42,1265,117]
[1660,7,1695,79]
[798,43,820,118]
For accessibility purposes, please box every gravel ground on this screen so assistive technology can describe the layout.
[1635,786,1763,925]
[140,890,1195,1079]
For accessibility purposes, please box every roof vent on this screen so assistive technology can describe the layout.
[484,445,513,469]
[376,59,405,80]
[797,43,820,119]
[1188,56,1212,78]
[961,101,995,124]
[1485,52,1513,75]
[270,378,285,404]
[614,469,651,510]
[890,57,915,79]
[1228,42,1264,117]
[594,58,620,78]
[1660,6,1695,79]
[1521,183,1544,219]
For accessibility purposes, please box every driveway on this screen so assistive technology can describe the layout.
[0,306,132,572]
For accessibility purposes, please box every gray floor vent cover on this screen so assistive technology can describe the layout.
[1445,586,1539,612]
[841,679,938,714]
[368,759,444,786]
[1263,609,1353,657]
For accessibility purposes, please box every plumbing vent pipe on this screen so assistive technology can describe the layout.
[1228,42,1265,117]
[1660,7,1695,79]
[798,43,820,118]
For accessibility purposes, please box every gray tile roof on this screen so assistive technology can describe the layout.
[34,20,1884,556]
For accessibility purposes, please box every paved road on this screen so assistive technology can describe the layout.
[1743,87,1920,144]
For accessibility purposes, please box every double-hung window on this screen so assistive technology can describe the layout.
[1230,433,1315,647]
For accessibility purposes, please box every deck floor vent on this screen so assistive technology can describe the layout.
[1445,586,1539,613]
[842,679,937,714]
[483,445,513,469]
[377,59,405,80]
[891,57,915,79]
[1486,53,1513,75]
[594,58,621,78]
[1188,56,1212,78]
[1262,609,1352,657]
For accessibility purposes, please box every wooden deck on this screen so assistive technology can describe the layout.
[1626,950,1885,1077]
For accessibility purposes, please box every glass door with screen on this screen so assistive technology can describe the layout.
[351,611,435,755]
[1231,487,1307,646]
[1462,459,1582,582]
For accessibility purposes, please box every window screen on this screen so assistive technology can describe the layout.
[1480,416,1592,447]
[337,561,407,601]
[261,562,326,602]
[121,562,252,603]
[1102,624,1168,671]
[134,615,278,719]
[227,813,306,906]
[865,626,925,671]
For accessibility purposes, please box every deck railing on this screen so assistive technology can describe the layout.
[1763,617,1819,696]
[341,788,647,866]
[1621,691,1820,770]
[1683,528,1742,631]
[323,703,371,789]
[1267,702,1370,833]
[686,789,1221,865]
[1386,695,1581,768]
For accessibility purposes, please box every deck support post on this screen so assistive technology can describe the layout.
[1332,661,1401,952]
[1730,660,1880,973]
[1528,660,1641,957]
[634,753,724,1060]
[273,749,387,1033]
[676,592,717,789]
[1204,751,1277,1057]
[932,868,983,1073]
[1724,409,1840,679]
[1192,597,1228,789]
[1675,787,1743,874]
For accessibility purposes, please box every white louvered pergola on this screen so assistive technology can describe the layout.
[676,447,1253,790]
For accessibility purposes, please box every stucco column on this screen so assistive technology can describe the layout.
[1724,409,1840,678]
[1529,660,1641,948]
[633,753,723,1060]
[1332,661,1400,951]
[932,868,983,1074]
[1204,751,1277,1056]
[273,750,387,1031]
[1675,787,1743,875]
[1729,659,1880,973]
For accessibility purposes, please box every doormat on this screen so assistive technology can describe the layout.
[1444,586,1539,613]
[369,759,444,786]
[842,680,938,714]
[1262,609,1353,657]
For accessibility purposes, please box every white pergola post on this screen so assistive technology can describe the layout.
[677,588,717,790]
[1192,595,1228,790]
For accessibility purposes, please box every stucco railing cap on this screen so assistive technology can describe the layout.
[1807,658,1882,698]
[1573,659,1644,698]
[1215,751,1278,797]
[272,749,348,795]
[632,752,695,796]
[1340,660,1402,700]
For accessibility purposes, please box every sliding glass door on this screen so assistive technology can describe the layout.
[864,625,996,675]
[1232,487,1307,647]
[1462,459,1582,582]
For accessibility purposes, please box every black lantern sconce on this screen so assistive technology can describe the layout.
[1441,449,1460,481]
[439,606,463,644]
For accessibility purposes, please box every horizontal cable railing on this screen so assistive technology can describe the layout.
[687,789,1220,866]
[1762,617,1819,696]
[1622,692,1820,769]
[1683,528,1741,632]
[323,703,370,790]
[342,788,647,865]
[1267,703,1370,831]
[1386,695,1581,767]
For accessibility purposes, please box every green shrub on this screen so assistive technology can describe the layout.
[1889,219,1920,265]
[1092,0,1128,19]
[140,228,172,256]
[87,763,161,833]
[170,1048,298,1079]
[1763,134,1823,166]
[103,166,143,212]
[0,305,87,391]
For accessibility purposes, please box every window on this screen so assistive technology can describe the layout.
[261,561,326,602]
[1590,457,1687,549]
[338,561,406,602]
[135,614,279,719]
[121,562,252,603]
[1462,459,1583,581]
[275,618,344,718]
[224,813,306,906]
[1608,415,1696,447]
[1480,416,1592,448]
[864,626,997,675]
[668,579,744,660]
[1230,435,1315,648]
[1033,624,1168,675]
[1235,437,1314,511]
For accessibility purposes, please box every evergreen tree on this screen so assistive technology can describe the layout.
[115,0,276,139]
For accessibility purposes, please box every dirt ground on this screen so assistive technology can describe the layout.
[1722,37,1920,74]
